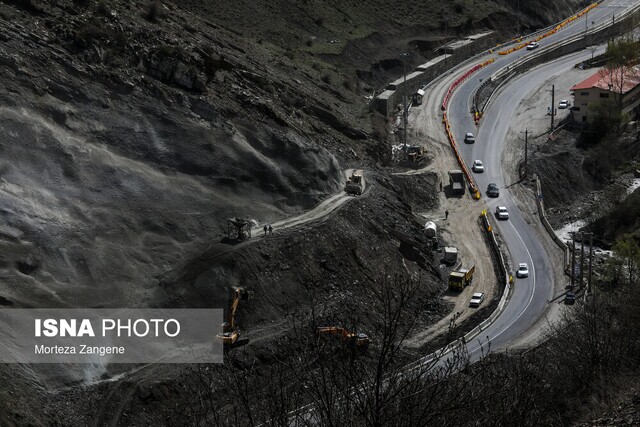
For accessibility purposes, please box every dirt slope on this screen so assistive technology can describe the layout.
[0,0,593,423]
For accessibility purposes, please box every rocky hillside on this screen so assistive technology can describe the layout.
[0,0,589,324]
[0,0,592,424]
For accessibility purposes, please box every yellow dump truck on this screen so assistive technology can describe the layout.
[448,265,475,291]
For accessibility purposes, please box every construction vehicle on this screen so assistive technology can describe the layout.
[424,221,437,238]
[315,326,370,348]
[216,287,249,346]
[448,264,476,291]
[443,246,458,264]
[226,217,251,241]
[344,172,363,195]
[448,170,465,195]
[404,145,426,166]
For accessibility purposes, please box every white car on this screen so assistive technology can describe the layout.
[516,263,529,278]
[472,160,484,173]
[558,99,569,109]
[464,132,475,144]
[469,292,485,307]
[526,42,539,50]
[496,206,509,220]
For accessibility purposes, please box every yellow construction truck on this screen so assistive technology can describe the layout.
[448,265,475,291]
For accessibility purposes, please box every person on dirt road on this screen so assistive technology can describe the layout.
[445,210,449,220]
[263,225,268,236]
[268,224,273,235]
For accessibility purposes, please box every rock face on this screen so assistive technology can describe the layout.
[147,56,207,92]
[0,0,598,424]
[0,1,353,313]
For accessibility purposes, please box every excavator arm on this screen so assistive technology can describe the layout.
[316,326,346,336]
[315,326,370,347]
[217,287,248,346]
[227,288,243,329]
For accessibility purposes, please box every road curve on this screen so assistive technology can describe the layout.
[444,0,639,361]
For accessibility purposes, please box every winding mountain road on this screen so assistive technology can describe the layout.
[440,0,639,361]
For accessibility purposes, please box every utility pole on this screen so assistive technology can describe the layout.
[585,10,589,49]
[401,52,408,150]
[580,232,586,289]
[588,232,594,294]
[550,85,555,131]
[571,233,576,290]
[611,14,615,43]
[524,129,528,179]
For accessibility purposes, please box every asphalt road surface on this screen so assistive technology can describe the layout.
[445,0,639,361]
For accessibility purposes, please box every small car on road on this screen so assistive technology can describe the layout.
[496,206,509,220]
[526,42,539,50]
[464,132,475,144]
[487,183,499,197]
[469,292,485,308]
[558,99,570,109]
[516,263,529,278]
[472,160,484,173]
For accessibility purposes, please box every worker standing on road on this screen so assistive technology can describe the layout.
[268,224,273,235]
[445,210,449,220]
[263,225,268,236]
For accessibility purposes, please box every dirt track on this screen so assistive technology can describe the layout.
[251,169,366,235]
[403,71,498,348]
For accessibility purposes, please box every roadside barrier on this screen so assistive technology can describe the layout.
[463,211,512,339]
[442,112,481,199]
[404,211,513,370]
[441,58,495,111]
[441,59,494,199]
[498,2,599,55]
[534,174,571,274]
[473,109,482,126]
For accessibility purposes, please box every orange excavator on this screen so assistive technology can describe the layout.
[217,287,249,346]
[315,326,370,348]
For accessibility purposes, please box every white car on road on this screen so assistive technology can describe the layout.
[516,263,529,278]
[469,292,485,307]
[526,41,539,50]
[472,160,484,173]
[495,206,509,220]
[558,99,570,109]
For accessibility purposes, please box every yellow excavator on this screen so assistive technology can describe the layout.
[315,326,370,348]
[217,287,249,345]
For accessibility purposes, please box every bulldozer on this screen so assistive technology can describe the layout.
[344,172,363,195]
[216,287,249,346]
[403,145,426,167]
[315,326,370,348]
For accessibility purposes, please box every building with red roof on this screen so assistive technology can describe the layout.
[570,65,640,122]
